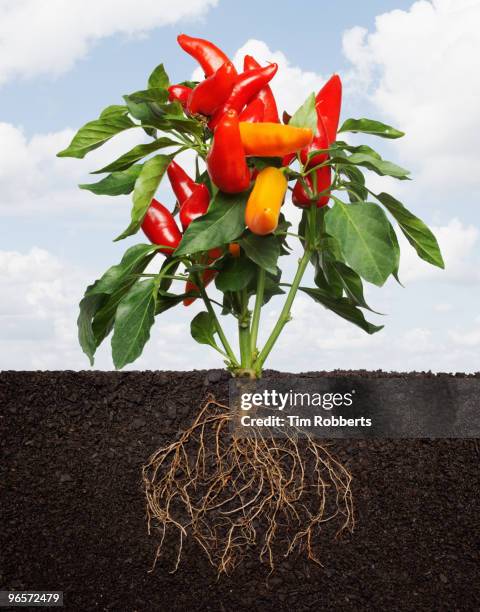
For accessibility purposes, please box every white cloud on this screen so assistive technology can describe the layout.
[0,246,217,370]
[342,0,480,187]
[0,0,218,85]
[0,122,169,218]
[0,247,85,368]
[399,218,479,283]
[449,315,480,347]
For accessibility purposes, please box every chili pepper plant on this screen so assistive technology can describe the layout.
[58,35,444,573]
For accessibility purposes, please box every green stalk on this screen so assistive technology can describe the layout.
[255,249,311,369]
[238,289,252,368]
[250,268,266,356]
[198,280,239,367]
[256,207,316,371]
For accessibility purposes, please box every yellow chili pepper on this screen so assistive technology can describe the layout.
[239,122,313,157]
[245,167,287,235]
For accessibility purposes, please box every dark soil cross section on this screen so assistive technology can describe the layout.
[0,371,479,611]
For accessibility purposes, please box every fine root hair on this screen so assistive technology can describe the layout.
[142,395,354,575]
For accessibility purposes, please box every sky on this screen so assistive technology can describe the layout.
[0,0,479,372]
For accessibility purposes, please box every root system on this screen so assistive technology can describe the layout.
[142,395,354,575]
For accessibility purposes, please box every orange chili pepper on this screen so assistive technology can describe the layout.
[228,243,241,257]
[245,167,287,236]
[239,122,313,157]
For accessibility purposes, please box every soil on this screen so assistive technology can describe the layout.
[0,370,479,612]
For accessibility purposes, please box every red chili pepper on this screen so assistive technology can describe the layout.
[184,248,223,306]
[187,61,236,116]
[315,74,342,144]
[299,110,329,169]
[177,34,234,77]
[207,109,250,193]
[292,166,331,209]
[141,199,182,254]
[167,160,197,205]
[282,152,296,167]
[243,55,280,123]
[292,107,331,208]
[239,97,265,123]
[168,84,192,109]
[209,63,278,130]
[179,183,210,230]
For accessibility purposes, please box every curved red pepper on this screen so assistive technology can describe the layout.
[187,61,236,116]
[167,160,197,205]
[209,63,278,130]
[243,55,280,123]
[168,84,192,109]
[179,183,210,230]
[292,166,331,209]
[239,97,265,123]
[141,199,182,254]
[207,110,250,193]
[177,34,234,77]
[315,74,342,144]
[300,110,329,169]
[292,107,331,207]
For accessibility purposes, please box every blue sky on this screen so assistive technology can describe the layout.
[0,0,479,372]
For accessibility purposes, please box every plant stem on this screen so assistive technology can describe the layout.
[238,289,252,368]
[256,249,311,369]
[256,206,316,371]
[198,281,239,367]
[250,268,266,356]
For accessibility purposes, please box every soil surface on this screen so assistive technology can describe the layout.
[1,370,479,612]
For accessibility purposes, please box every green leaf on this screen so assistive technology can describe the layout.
[164,114,204,138]
[100,105,130,119]
[300,287,383,334]
[123,95,156,124]
[115,154,172,241]
[339,166,368,202]
[239,233,280,275]
[336,142,382,159]
[333,261,379,311]
[333,152,410,180]
[57,106,135,159]
[313,252,343,299]
[127,88,169,105]
[77,244,157,363]
[155,293,185,315]
[79,165,142,196]
[338,117,405,139]
[78,290,107,365]
[92,137,178,174]
[325,201,398,286]
[175,190,248,256]
[289,92,317,134]
[190,311,219,350]
[148,63,170,90]
[111,278,156,369]
[375,192,444,269]
[215,257,256,292]
[91,284,132,347]
[388,224,402,284]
